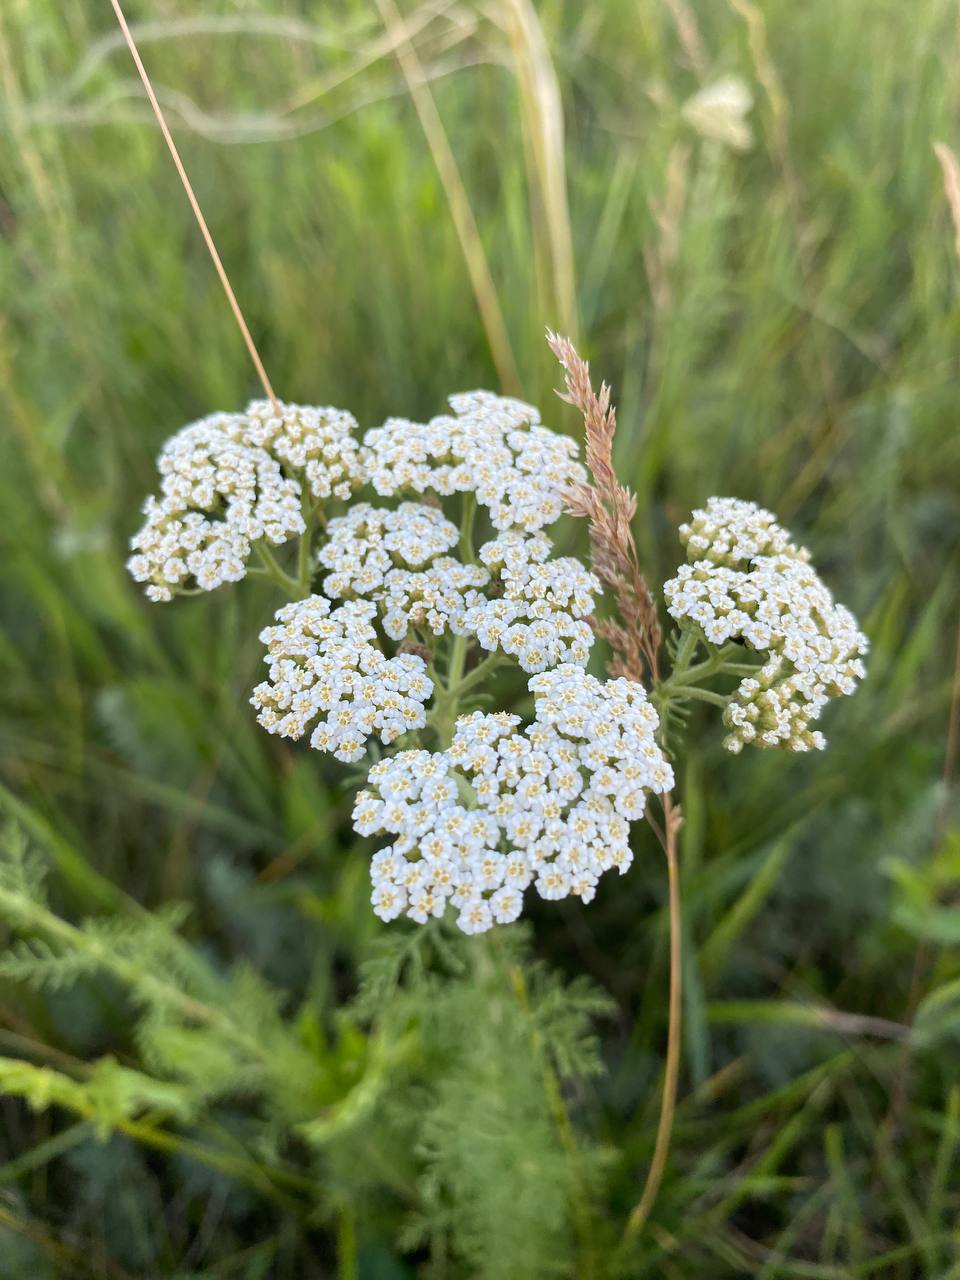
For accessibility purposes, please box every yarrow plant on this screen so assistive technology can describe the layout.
[129,342,867,938]
[82,5,886,1264]
[128,332,867,1243]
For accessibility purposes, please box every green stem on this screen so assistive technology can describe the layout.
[430,643,507,743]
[337,1202,359,1280]
[447,633,468,690]
[429,635,470,747]
[459,492,477,562]
[669,686,729,708]
[666,641,741,689]
[620,805,682,1252]
[654,637,753,718]
[116,1116,309,1210]
[0,1119,95,1186]
[296,530,312,596]
[295,491,325,595]
[670,627,700,679]
[254,543,300,595]
[426,495,488,744]
[456,649,506,697]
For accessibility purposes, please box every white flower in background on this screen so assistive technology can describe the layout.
[361,390,587,531]
[251,595,433,763]
[127,413,304,602]
[243,399,365,500]
[355,665,673,932]
[664,498,868,752]
[682,76,754,152]
[318,501,460,599]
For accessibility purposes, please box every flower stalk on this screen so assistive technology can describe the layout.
[620,793,683,1253]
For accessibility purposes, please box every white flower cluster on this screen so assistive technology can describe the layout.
[251,595,433,762]
[243,400,364,501]
[679,496,808,567]
[379,561,490,641]
[354,665,673,932]
[130,401,364,601]
[362,390,587,531]
[664,498,868,752]
[464,532,599,673]
[127,413,305,602]
[318,509,599,673]
[317,502,460,598]
[131,389,587,605]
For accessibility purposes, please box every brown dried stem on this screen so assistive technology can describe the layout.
[621,791,682,1250]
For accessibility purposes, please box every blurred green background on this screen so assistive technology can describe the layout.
[1,0,960,1275]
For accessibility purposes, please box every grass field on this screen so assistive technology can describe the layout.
[1,0,960,1275]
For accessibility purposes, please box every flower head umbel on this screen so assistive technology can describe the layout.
[317,502,461,599]
[378,561,491,642]
[128,400,364,602]
[316,504,598,672]
[130,354,867,942]
[678,496,808,568]
[127,413,304,602]
[251,595,433,762]
[464,532,599,673]
[362,390,587,531]
[354,665,673,933]
[243,399,365,501]
[664,497,868,752]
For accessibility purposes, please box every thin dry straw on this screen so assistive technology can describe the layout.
[108,0,281,412]
[934,142,960,262]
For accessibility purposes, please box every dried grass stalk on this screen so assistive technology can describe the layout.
[109,0,280,412]
[547,331,663,683]
[548,332,683,1247]
[934,142,960,261]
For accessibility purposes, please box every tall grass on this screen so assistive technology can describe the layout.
[0,0,959,1275]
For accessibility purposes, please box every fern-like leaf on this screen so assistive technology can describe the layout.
[0,823,49,917]
[0,937,93,991]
